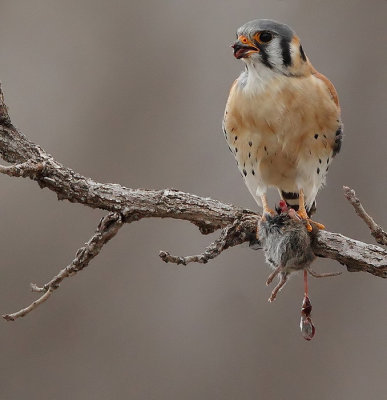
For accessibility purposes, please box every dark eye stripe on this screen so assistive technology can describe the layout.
[280,38,292,66]
[260,47,273,69]
[299,44,307,62]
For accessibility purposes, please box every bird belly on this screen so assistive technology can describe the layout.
[224,125,333,208]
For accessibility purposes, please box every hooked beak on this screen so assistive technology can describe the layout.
[232,40,259,59]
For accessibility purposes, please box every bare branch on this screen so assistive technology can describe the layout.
[0,84,246,235]
[3,287,54,321]
[0,160,45,178]
[0,83,386,320]
[3,213,124,321]
[159,249,217,265]
[312,230,387,278]
[159,215,258,265]
[343,186,387,246]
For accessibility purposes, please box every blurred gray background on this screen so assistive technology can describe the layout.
[0,1,386,399]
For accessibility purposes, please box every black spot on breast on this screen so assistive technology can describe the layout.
[326,166,329,172]
[235,147,238,153]
[314,134,319,139]
[264,146,267,151]
[248,153,251,159]
[299,45,307,62]
[252,170,255,175]
[319,159,321,164]
[280,38,292,67]
[234,136,238,141]
[248,141,252,147]
[317,168,320,174]
[243,169,247,176]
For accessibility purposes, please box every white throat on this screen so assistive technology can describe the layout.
[238,60,278,95]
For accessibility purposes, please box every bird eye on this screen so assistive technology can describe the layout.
[257,31,273,43]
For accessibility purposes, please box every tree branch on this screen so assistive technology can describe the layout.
[159,215,258,265]
[343,186,387,246]
[0,83,386,320]
[3,212,123,321]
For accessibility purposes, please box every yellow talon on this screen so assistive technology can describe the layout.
[264,207,276,215]
[260,194,275,219]
[311,221,326,230]
[297,189,325,231]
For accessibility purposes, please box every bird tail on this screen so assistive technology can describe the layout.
[280,191,299,210]
[280,190,316,216]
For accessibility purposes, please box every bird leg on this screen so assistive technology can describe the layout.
[260,193,275,218]
[297,189,325,232]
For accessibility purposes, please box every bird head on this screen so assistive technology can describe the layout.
[232,19,309,76]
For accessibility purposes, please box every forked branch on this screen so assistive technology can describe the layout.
[0,83,386,321]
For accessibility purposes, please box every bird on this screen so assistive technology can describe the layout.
[223,19,343,230]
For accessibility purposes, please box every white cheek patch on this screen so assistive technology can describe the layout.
[266,38,284,69]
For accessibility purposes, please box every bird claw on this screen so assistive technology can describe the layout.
[305,221,313,232]
[311,221,326,230]
[296,210,325,231]
[261,208,276,221]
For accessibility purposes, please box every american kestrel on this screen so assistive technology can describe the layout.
[223,19,342,230]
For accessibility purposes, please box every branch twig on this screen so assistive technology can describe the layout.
[3,213,123,321]
[0,83,386,320]
[0,160,45,178]
[343,186,387,246]
[159,215,258,265]
[3,287,54,321]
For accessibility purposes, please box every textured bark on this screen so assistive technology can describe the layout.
[0,121,248,234]
[313,231,387,277]
[0,83,386,320]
